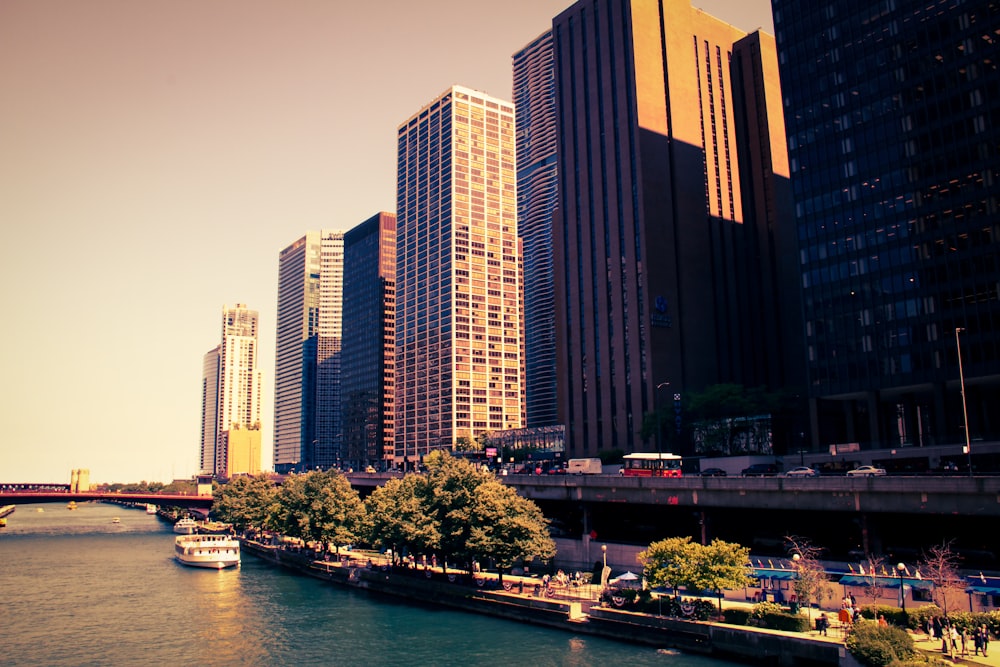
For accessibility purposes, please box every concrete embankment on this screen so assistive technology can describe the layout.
[241,539,857,667]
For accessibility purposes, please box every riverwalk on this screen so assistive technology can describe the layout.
[240,538,875,667]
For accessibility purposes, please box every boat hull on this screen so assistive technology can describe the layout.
[174,534,240,569]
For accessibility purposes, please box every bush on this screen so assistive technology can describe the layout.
[750,601,785,618]
[846,619,916,667]
[723,608,752,626]
[759,611,810,632]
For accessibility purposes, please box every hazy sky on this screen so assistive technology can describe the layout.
[0,0,774,485]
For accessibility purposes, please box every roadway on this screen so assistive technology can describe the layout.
[0,491,214,510]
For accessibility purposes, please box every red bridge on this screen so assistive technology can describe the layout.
[0,489,213,510]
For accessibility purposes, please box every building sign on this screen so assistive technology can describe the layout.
[651,295,672,328]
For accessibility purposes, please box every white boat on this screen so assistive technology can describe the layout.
[145,504,157,514]
[111,517,121,524]
[174,534,240,569]
[173,517,198,534]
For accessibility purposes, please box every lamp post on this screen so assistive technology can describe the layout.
[601,544,608,602]
[955,327,973,476]
[656,382,670,457]
[897,562,907,614]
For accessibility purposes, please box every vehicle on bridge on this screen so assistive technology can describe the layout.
[567,458,603,475]
[783,466,820,477]
[846,465,886,477]
[621,452,682,478]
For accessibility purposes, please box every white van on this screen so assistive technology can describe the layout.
[567,458,603,475]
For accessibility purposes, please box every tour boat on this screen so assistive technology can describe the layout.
[145,504,157,514]
[173,517,198,534]
[67,501,78,511]
[174,534,240,569]
[111,517,121,524]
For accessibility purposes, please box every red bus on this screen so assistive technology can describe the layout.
[621,452,683,477]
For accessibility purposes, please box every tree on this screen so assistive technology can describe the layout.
[786,535,835,620]
[271,470,365,553]
[638,536,752,612]
[363,474,439,562]
[919,540,965,617]
[465,478,555,584]
[421,450,491,570]
[859,553,886,612]
[212,474,277,531]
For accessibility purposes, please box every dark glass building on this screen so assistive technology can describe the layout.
[773,0,1000,456]
[340,212,396,471]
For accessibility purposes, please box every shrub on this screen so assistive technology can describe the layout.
[723,608,752,626]
[750,601,785,618]
[846,619,916,667]
[759,611,810,632]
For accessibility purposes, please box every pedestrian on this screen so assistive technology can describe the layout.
[981,624,990,657]
[933,616,942,641]
[878,615,888,628]
[850,593,857,607]
[975,624,984,655]
[961,627,968,656]
[817,613,829,636]
[950,625,960,658]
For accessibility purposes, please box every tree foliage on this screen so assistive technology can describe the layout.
[212,474,277,531]
[270,470,365,551]
[638,536,752,610]
[684,384,788,455]
[362,451,554,574]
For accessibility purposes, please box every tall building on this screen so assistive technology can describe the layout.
[273,232,344,473]
[514,30,560,428]
[340,212,397,471]
[200,303,262,477]
[552,0,801,458]
[773,0,1000,453]
[395,85,523,468]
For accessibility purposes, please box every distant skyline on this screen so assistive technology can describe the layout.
[0,0,775,484]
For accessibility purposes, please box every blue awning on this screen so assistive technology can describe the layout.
[753,568,797,581]
[838,574,932,590]
[966,576,1000,596]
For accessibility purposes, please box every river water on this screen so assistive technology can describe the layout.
[1,501,740,667]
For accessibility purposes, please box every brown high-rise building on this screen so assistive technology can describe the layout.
[552,0,802,458]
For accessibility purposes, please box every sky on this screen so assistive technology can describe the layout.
[0,0,775,485]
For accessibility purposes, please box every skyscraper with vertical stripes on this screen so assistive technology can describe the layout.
[273,231,344,473]
[395,85,523,468]
[552,0,802,458]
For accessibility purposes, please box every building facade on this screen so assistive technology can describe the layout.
[273,232,344,473]
[200,303,262,477]
[514,30,561,428]
[773,0,1000,456]
[340,212,396,471]
[552,0,801,458]
[395,85,524,468]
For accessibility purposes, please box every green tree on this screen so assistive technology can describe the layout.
[363,474,439,562]
[212,474,277,531]
[422,450,491,569]
[271,470,365,553]
[639,536,751,612]
[466,477,555,583]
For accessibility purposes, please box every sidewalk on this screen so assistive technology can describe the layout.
[911,631,997,667]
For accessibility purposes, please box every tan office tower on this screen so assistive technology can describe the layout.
[395,85,523,469]
[201,303,262,477]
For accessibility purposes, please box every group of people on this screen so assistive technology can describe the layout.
[929,616,990,658]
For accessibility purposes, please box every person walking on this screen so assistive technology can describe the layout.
[980,624,990,658]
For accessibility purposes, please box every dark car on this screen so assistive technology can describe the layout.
[741,463,781,477]
[700,468,727,477]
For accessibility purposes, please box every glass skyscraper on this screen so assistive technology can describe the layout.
[340,212,396,471]
[773,0,1000,452]
[395,85,523,468]
[514,30,560,428]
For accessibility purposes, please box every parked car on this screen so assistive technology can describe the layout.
[741,463,781,477]
[700,468,728,477]
[846,465,887,477]
[783,466,820,477]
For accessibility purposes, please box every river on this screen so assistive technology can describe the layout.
[1,501,742,666]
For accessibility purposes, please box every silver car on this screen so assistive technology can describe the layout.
[846,465,886,477]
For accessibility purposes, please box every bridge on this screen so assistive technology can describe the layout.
[0,490,214,510]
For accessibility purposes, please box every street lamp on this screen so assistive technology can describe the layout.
[601,544,608,600]
[955,327,973,476]
[656,382,670,456]
[897,562,907,613]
